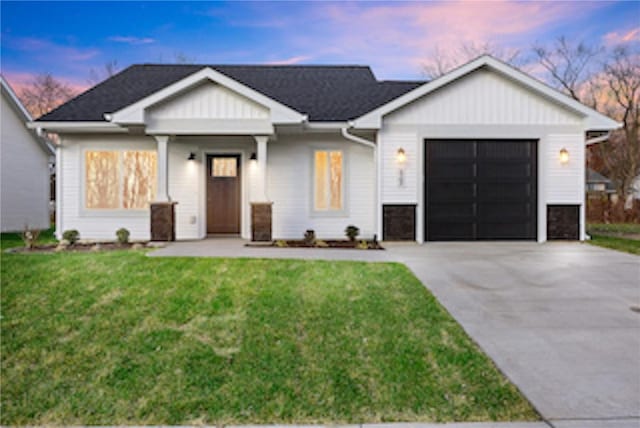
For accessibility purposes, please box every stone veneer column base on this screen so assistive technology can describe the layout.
[251,202,273,242]
[150,202,177,241]
[547,205,579,240]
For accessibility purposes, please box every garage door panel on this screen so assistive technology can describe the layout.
[425,139,537,241]
[429,163,476,179]
[428,222,475,240]
[478,203,533,221]
[429,182,476,200]
[430,141,475,159]
[478,162,532,178]
[477,222,534,239]
[478,182,532,200]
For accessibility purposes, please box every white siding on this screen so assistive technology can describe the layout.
[148,82,268,120]
[380,130,418,203]
[386,68,581,126]
[58,135,156,240]
[0,92,50,232]
[546,134,585,204]
[269,134,375,239]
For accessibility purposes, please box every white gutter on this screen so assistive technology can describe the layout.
[341,123,375,149]
[585,131,612,145]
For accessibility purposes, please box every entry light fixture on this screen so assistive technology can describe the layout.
[396,147,407,164]
[559,148,569,164]
[187,152,196,161]
[396,148,406,187]
[250,152,257,161]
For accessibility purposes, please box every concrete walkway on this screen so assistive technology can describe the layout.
[150,240,640,428]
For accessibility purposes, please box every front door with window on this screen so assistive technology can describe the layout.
[207,154,241,234]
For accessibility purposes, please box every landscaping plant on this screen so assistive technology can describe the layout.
[62,229,80,245]
[345,225,360,241]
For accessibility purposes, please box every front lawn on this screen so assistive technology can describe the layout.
[1,246,537,425]
[587,223,640,255]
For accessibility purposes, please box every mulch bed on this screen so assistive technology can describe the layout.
[247,240,384,250]
[5,242,153,254]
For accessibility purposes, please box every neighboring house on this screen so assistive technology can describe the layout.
[30,55,619,242]
[1,76,53,232]
[586,168,615,195]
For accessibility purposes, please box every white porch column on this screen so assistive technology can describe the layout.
[154,135,170,201]
[254,135,269,201]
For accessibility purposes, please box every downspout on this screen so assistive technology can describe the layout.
[341,125,379,240]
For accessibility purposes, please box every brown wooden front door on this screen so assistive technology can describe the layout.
[207,154,241,234]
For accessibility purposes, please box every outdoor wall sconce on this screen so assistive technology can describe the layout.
[396,148,407,186]
[187,152,196,161]
[559,148,569,164]
[250,152,257,161]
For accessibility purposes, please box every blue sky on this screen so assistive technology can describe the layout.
[1,1,638,93]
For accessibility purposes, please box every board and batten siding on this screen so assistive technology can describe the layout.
[0,92,50,232]
[57,135,156,240]
[385,68,581,126]
[379,67,588,242]
[268,134,375,240]
[148,81,268,120]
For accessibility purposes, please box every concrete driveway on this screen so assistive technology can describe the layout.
[388,242,640,427]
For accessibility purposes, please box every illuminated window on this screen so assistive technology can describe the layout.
[314,150,343,211]
[212,157,237,177]
[85,150,157,210]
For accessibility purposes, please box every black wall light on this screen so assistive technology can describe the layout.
[188,152,196,161]
[250,152,257,161]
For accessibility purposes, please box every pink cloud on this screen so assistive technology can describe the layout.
[293,1,609,78]
[5,36,99,63]
[604,28,640,46]
[265,55,312,65]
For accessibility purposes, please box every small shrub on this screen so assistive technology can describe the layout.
[303,229,316,246]
[116,228,130,245]
[62,229,80,245]
[275,240,288,248]
[345,225,360,241]
[21,226,41,249]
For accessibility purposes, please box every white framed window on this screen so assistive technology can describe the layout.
[85,150,157,210]
[313,150,343,212]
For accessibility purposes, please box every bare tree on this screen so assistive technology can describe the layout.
[593,45,640,202]
[423,41,522,79]
[533,38,639,202]
[88,60,120,85]
[532,37,603,105]
[19,73,76,118]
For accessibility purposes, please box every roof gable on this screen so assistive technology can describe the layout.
[353,55,621,130]
[110,67,305,125]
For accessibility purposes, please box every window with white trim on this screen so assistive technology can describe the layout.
[314,150,343,211]
[85,150,157,210]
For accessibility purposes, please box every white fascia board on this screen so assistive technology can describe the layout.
[1,76,32,121]
[28,121,128,133]
[110,67,306,125]
[353,55,621,131]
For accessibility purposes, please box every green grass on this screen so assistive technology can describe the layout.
[587,223,640,235]
[588,234,640,255]
[1,245,537,425]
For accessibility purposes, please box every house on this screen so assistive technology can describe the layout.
[30,55,619,243]
[586,168,615,195]
[1,76,53,232]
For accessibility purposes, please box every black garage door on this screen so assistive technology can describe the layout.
[425,139,537,241]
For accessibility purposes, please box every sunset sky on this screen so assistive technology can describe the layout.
[1,1,638,94]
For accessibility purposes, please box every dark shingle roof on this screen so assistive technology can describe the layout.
[37,64,425,122]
